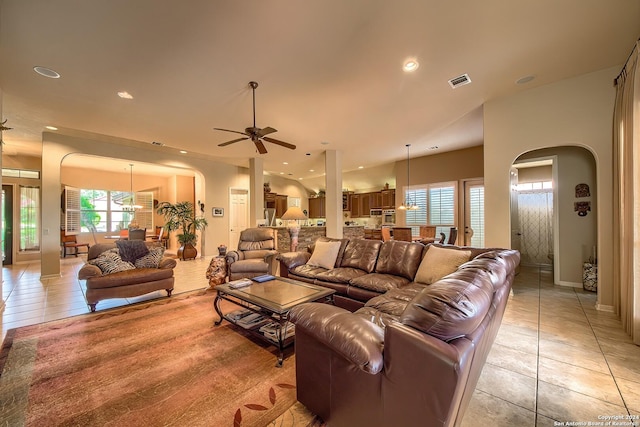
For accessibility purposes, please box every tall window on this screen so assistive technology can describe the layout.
[20,186,40,251]
[405,182,457,238]
[80,189,153,232]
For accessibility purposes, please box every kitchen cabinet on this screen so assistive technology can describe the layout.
[350,194,361,217]
[342,192,353,211]
[308,197,326,218]
[381,189,395,208]
[369,192,383,209]
[275,195,288,217]
[360,193,372,217]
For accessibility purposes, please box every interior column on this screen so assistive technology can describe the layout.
[325,150,343,238]
[249,157,264,228]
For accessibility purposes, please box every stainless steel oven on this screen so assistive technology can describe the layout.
[382,209,395,225]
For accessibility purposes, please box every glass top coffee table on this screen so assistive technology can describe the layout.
[214,277,335,367]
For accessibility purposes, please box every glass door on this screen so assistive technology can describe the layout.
[2,185,13,265]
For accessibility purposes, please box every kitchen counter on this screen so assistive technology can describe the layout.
[267,225,365,252]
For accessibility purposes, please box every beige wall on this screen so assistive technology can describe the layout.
[395,145,484,226]
[266,174,311,212]
[517,165,552,183]
[484,66,617,310]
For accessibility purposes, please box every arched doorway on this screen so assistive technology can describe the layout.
[511,146,597,288]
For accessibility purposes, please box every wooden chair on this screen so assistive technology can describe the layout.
[149,226,169,248]
[447,227,458,245]
[392,227,413,242]
[419,225,437,244]
[60,230,90,257]
[381,227,392,242]
[128,228,147,241]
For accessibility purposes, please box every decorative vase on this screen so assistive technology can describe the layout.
[218,245,227,256]
[178,243,198,260]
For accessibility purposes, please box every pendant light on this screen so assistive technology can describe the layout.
[127,163,143,228]
[397,144,419,210]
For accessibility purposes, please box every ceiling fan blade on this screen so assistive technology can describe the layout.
[256,126,277,137]
[213,127,249,137]
[254,139,268,154]
[218,137,248,147]
[263,136,296,150]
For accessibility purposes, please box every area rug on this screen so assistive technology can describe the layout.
[0,290,299,426]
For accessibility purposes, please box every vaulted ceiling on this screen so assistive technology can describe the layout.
[1,0,639,190]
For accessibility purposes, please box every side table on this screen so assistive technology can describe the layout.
[206,256,227,288]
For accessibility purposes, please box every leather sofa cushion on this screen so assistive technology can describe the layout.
[349,273,410,293]
[354,284,425,328]
[316,267,368,284]
[340,239,382,273]
[374,241,424,280]
[291,264,329,279]
[229,258,269,273]
[400,267,493,341]
[86,267,174,289]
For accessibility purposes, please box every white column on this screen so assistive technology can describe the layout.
[325,150,343,238]
[249,157,264,227]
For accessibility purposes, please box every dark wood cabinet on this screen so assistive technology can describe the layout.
[381,189,395,208]
[350,194,361,217]
[308,197,326,218]
[342,192,353,211]
[275,195,288,217]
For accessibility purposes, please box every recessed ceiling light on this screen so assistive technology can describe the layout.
[299,178,303,180]
[516,75,535,85]
[309,169,315,172]
[179,150,187,154]
[403,59,419,72]
[45,126,58,131]
[280,172,284,175]
[117,91,134,99]
[358,166,364,169]
[320,141,329,145]
[33,66,60,79]
[283,162,288,165]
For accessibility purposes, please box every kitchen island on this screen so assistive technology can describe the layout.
[269,225,365,252]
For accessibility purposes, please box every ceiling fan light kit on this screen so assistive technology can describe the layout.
[215,81,296,154]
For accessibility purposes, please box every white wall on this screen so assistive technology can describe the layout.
[484,66,617,309]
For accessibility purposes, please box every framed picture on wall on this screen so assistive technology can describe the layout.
[212,207,224,217]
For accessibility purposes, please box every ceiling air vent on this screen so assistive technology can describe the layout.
[448,74,472,89]
[151,141,164,146]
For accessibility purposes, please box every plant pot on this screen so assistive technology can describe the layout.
[178,243,198,260]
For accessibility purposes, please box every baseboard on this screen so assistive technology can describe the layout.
[556,280,582,288]
[40,273,62,280]
[596,304,615,312]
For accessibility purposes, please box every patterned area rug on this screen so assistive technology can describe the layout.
[0,290,308,426]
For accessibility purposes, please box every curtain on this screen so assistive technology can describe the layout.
[20,186,40,251]
[613,40,640,344]
[517,190,553,266]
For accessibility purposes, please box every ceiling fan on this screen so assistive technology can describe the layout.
[214,81,296,154]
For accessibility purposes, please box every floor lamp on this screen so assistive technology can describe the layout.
[281,207,307,252]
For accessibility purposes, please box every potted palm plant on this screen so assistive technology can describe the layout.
[156,201,208,260]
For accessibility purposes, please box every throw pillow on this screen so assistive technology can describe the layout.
[90,250,135,274]
[307,241,342,269]
[135,246,165,268]
[414,245,472,285]
[116,240,150,264]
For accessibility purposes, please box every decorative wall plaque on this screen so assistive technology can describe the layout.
[574,201,591,217]
[575,183,590,198]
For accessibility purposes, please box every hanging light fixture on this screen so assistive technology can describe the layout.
[126,163,143,229]
[397,144,419,210]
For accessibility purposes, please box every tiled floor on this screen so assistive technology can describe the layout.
[1,254,214,341]
[2,259,640,426]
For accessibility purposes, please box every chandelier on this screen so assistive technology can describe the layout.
[126,163,143,228]
[397,144,419,210]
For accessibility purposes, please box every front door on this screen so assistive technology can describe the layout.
[2,185,13,265]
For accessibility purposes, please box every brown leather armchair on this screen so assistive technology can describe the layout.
[225,228,278,280]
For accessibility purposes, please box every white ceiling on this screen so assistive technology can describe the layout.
[1,0,639,190]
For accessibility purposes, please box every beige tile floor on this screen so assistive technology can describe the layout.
[2,258,640,426]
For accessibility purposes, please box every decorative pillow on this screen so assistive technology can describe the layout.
[89,250,135,274]
[307,241,342,270]
[135,247,165,268]
[116,240,150,264]
[414,245,472,285]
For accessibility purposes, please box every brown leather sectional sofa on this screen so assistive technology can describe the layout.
[280,238,520,427]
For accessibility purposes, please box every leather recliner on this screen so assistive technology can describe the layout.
[225,227,278,280]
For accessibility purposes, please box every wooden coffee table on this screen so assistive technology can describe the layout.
[213,277,335,367]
